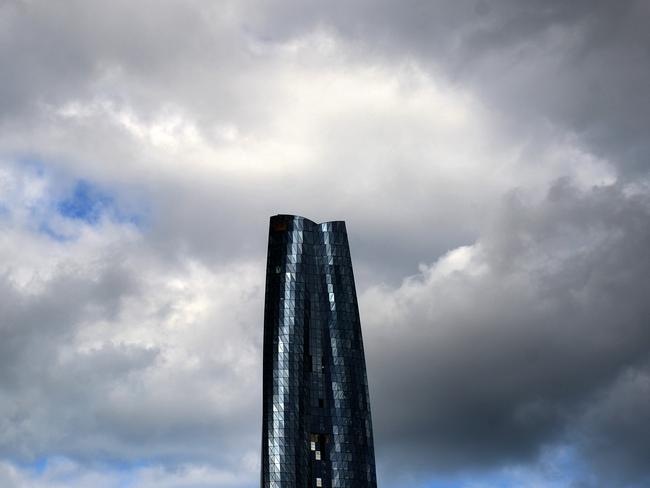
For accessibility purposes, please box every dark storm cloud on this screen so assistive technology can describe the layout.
[362,180,650,484]
[576,361,650,486]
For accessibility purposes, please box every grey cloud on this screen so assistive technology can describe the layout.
[1,0,599,286]
[249,0,650,176]
[575,362,650,486]
[4,0,648,180]
[0,258,150,459]
[0,0,290,133]
[2,0,635,285]
[0,244,259,468]
[0,259,138,385]
[361,181,650,484]
[1,1,649,486]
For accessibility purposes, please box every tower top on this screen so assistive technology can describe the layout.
[271,214,346,226]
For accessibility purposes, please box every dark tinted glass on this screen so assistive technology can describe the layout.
[261,215,377,488]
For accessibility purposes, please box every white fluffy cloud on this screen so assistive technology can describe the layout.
[0,165,261,479]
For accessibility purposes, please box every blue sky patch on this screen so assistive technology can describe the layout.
[15,457,49,475]
[57,180,113,224]
[38,222,74,242]
[54,179,147,229]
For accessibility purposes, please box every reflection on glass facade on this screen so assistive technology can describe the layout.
[262,215,377,488]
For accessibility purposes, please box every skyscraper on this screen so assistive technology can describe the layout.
[261,214,377,488]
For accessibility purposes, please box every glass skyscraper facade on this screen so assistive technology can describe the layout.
[261,214,377,488]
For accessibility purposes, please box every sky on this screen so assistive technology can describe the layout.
[0,1,649,487]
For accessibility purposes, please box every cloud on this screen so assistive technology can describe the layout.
[0,458,255,488]
[249,0,650,176]
[361,180,650,484]
[0,1,649,487]
[0,11,615,282]
[0,165,262,479]
[576,363,650,485]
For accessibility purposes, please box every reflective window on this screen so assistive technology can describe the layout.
[262,215,376,488]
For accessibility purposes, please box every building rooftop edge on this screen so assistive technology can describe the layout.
[271,214,345,226]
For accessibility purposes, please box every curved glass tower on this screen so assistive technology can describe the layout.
[261,214,377,488]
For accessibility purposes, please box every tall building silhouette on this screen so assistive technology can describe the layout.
[261,214,377,488]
